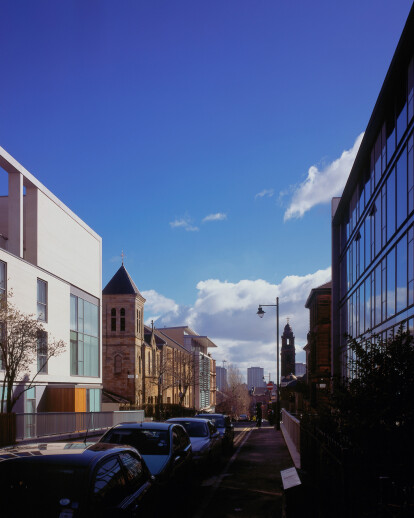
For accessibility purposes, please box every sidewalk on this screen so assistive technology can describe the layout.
[197,423,294,518]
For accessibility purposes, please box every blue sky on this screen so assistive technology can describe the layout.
[1,1,413,380]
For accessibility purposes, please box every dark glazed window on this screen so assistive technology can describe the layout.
[0,262,5,299]
[397,236,408,313]
[365,276,371,331]
[37,331,48,373]
[37,279,47,322]
[111,308,116,331]
[387,109,396,163]
[375,264,381,326]
[387,249,396,318]
[397,148,407,229]
[120,308,125,332]
[387,169,396,241]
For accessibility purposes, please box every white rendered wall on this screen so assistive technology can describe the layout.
[36,190,101,299]
[0,250,102,385]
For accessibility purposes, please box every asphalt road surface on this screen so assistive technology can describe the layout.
[159,420,294,518]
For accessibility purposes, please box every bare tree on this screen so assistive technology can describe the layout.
[146,345,175,404]
[175,350,195,407]
[0,296,65,413]
[220,364,250,418]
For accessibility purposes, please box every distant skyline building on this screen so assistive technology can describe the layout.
[247,367,265,389]
[295,362,307,377]
[216,366,227,391]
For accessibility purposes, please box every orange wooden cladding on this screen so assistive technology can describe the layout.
[46,387,86,412]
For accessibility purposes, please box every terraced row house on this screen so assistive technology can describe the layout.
[102,264,217,412]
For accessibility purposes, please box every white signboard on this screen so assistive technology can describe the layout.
[280,467,301,490]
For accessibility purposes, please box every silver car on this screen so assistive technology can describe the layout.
[166,417,222,467]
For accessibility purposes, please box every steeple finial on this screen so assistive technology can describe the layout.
[121,250,124,265]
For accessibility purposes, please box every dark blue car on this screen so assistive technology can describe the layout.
[0,442,155,517]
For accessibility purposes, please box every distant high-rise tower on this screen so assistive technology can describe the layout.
[247,367,265,389]
[281,321,295,376]
[216,366,227,391]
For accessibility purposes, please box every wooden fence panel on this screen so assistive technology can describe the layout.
[0,413,16,447]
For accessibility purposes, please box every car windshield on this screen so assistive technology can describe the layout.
[0,462,85,516]
[103,429,170,455]
[174,421,208,438]
[199,416,225,427]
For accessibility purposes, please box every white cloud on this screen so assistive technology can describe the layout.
[255,189,274,200]
[149,267,331,382]
[202,213,227,223]
[169,217,199,232]
[284,133,364,221]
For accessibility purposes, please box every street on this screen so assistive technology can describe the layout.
[157,420,293,518]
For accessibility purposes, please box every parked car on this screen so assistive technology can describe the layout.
[99,421,192,486]
[238,414,250,422]
[0,442,155,517]
[194,413,234,453]
[166,417,222,467]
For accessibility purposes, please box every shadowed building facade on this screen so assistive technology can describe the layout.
[331,5,414,379]
[305,281,331,406]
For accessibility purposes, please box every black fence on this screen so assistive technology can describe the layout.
[300,422,413,517]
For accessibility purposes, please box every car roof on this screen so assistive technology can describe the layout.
[196,413,228,418]
[0,442,140,468]
[109,421,174,431]
[167,417,211,423]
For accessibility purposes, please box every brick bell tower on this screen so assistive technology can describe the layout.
[102,261,146,406]
[281,320,296,377]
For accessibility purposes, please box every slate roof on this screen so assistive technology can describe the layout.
[102,264,143,296]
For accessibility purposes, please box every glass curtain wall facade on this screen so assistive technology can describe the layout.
[333,46,414,379]
[70,294,100,377]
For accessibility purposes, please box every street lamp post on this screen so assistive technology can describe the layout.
[257,297,280,430]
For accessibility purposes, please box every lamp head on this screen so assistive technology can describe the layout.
[257,306,265,318]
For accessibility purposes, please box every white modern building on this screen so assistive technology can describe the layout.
[0,147,102,414]
[247,367,265,390]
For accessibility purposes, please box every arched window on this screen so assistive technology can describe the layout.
[111,308,116,331]
[114,354,122,374]
[120,308,125,331]
[148,351,151,375]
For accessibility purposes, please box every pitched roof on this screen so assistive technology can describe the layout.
[102,264,143,296]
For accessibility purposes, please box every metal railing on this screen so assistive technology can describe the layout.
[16,410,145,440]
[281,408,300,452]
